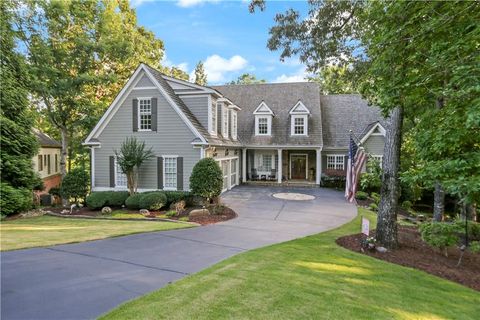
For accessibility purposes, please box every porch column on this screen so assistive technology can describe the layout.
[316,148,322,185]
[242,148,247,183]
[277,149,282,183]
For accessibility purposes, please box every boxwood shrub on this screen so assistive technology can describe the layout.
[86,191,130,210]
[139,192,167,210]
[164,191,192,206]
[125,193,143,210]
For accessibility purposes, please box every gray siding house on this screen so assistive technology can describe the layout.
[84,63,386,192]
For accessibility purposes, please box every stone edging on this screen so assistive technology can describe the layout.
[45,212,200,226]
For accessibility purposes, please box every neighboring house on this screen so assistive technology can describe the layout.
[84,63,386,193]
[32,129,62,193]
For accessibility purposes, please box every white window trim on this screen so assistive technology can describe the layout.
[255,115,271,136]
[291,114,308,136]
[370,155,383,167]
[209,96,218,136]
[162,155,178,191]
[326,154,345,170]
[114,157,128,189]
[137,97,152,132]
[289,100,310,114]
[231,110,238,140]
[222,105,229,138]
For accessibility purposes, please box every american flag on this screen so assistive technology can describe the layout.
[345,136,367,203]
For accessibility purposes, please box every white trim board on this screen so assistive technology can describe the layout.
[360,122,386,144]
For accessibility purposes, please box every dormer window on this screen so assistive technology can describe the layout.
[210,99,217,135]
[253,101,274,136]
[231,110,238,140]
[289,100,310,136]
[222,104,229,138]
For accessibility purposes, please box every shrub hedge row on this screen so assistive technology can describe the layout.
[86,190,192,211]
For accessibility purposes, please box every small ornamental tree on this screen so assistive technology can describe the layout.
[60,168,89,204]
[115,137,154,195]
[189,158,223,204]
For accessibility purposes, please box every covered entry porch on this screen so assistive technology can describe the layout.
[241,147,322,186]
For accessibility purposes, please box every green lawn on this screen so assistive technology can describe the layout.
[101,208,480,320]
[0,215,192,251]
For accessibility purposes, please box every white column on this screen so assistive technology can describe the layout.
[316,148,322,185]
[277,149,282,183]
[90,147,95,190]
[242,148,247,183]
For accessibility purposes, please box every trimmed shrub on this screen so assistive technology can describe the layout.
[189,158,223,202]
[420,222,462,255]
[125,193,143,210]
[139,192,167,210]
[321,175,346,189]
[106,191,129,207]
[368,203,378,212]
[0,183,32,216]
[86,192,108,210]
[402,200,413,210]
[355,191,368,200]
[370,192,381,205]
[48,187,61,197]
[164,191,191,206]
[60,168,89,203]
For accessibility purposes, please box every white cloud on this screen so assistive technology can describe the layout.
[130,0,155,7]
[203,54,248,83]
[176,0,220,8]
[273,67,309,83]
[161,54,189,73]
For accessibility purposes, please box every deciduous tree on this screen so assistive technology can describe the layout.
[194,61,207,85]
[228,73,266,85]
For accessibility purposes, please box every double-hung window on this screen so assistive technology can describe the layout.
[138,98,152,131]
[291,115,307,136]
[370,155,383,168]
[164,156,177,190]
[257,117,269,135]
[115,158,128,187]
[327,155,345,170]
[211,101,217,134]
[222,106,229,138]
[231,111,238,140]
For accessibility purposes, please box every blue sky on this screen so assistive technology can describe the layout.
[132,0,310,84]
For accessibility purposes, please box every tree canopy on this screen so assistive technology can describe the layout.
[228,73,266,85]
[194,61,207,85]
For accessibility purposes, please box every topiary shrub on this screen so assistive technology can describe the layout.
[189,158,223,203]
[139,192,167,210]
[106,191,130,207]
[420,222,463,256]
[0,182,32,216]
[355,191,368,200]
[125,193,143,210]
[60,168,89,203]
[86,192,109,210]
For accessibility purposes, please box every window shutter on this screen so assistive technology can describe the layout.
[47,155,51,174]
[109,156,115,187]
[132,99,138,132]
[177,157,183,191]
[151,98,157,132]
[157,157,163,189]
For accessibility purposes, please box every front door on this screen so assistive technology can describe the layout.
[291,154,307,179]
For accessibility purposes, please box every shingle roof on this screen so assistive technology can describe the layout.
[320,95,387,148]
[144,65,241,147]
[212,82,323,147]
[33,129,61,148]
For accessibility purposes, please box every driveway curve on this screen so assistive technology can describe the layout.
[1,186,355,320]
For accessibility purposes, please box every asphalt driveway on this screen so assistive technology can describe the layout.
[1,186,356,320]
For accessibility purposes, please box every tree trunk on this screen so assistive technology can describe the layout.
[433,97,445,222]
[60,126,68,178]
[375,106,403,249]
[433,181,445,221]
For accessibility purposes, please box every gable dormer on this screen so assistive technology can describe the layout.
[289,100,310,136]
[253,101,274,136]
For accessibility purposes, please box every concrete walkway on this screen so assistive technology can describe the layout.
[1,186,355,320]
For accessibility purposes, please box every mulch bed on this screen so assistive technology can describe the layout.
[336,226,480,291]
[45,205,236,226]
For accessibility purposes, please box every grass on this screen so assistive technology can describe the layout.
[101,208,480,320]
[0,215,192,251]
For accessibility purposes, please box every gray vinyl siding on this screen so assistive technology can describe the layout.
[94,73,200,191]
[136,75,155,87]
[179,95,209,129]
[363,135,385,155]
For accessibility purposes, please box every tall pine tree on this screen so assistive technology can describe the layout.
[194,61,207,85]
